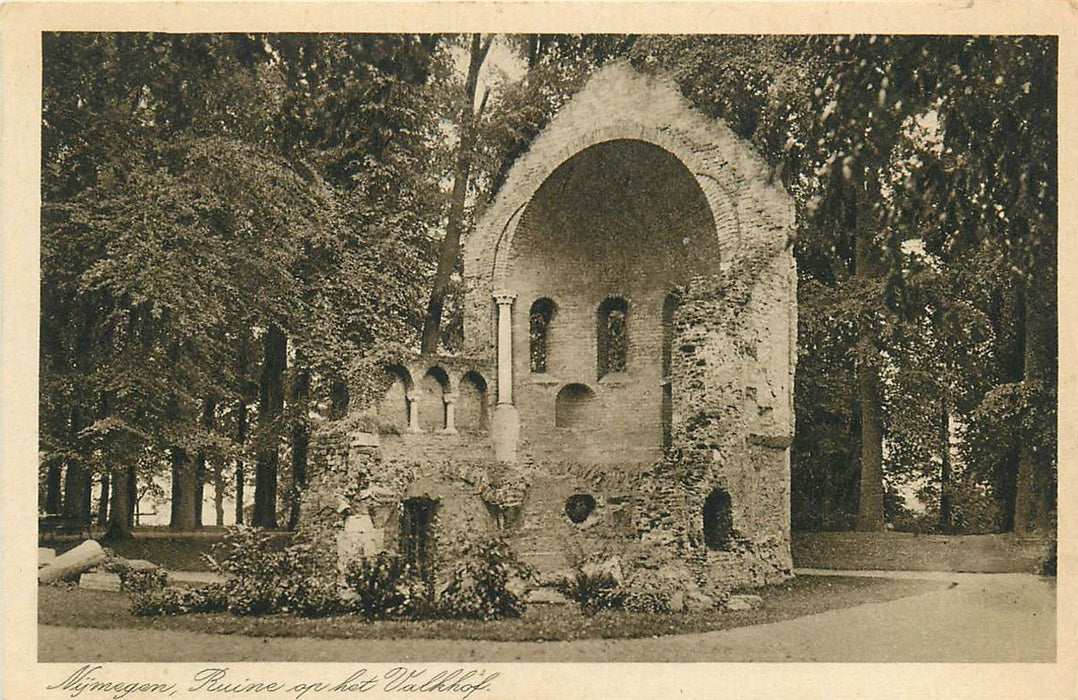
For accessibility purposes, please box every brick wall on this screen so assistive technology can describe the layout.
[505,139,720,467]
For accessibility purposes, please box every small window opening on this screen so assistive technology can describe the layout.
[662,292,679,379]
[597,297,628,378]
[565,494,597,523]
[530,298,556,373]
[703,488,734,550]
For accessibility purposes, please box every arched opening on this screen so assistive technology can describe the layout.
[418,367,449,431]
[529,297,557,373]
[377,365,412,432]
[597,296,628,379]
[555,383,597,429]
[456,371,489,433]
[503,139,720,457]
[702,488,734,551]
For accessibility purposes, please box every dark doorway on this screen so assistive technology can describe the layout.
[400,497,438,593]
[702,488,734,550]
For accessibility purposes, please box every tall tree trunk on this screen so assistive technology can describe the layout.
[126,465,137,524]
[991,286,1024,532]
[253,325,286,528]
[851,187,885,532]
[97,474,110,525]
[169,447,199,531]
[104,466,133,540]
[213,465,226,527]
[235,400,247,525]
[939,397,952,533]
[1013,277,1055,533]
[194,467,205,527]
[62,463,91,522]
[62,407,92,523]
[855,359,885,530]
[44,461,63,514]
[288,423,309,531]
[287,368,310,531]
[193,397,216,529]
[420,33,492,354]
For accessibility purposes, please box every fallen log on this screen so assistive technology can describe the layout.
[38,539,106,584]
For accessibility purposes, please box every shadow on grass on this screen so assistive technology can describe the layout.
[39,575,949,643]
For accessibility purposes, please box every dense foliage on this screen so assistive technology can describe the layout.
[131,528,530,621]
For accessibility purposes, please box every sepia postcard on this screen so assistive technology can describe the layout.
[3,1,1076,699]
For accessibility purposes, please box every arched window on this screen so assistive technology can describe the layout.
[456,371,489,433]
[597,297,629,378]
[418,367,449,431]
[378,366,412,432]
[529,298,556,373]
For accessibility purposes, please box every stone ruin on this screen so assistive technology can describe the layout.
[301,63,797,606]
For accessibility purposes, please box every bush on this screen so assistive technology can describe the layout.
[437,536,531,620]
[105,562,168,595]
[132,527,341,618]
[622,590,672,614]
[555,570,625,616]
[131,583,229,616]
[210,528,341,617]
[343,552,428,620]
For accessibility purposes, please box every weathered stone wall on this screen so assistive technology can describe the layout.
[301,427,505,589]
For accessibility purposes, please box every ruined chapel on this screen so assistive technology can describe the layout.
[303,63,798,600]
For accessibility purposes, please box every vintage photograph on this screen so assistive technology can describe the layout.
[32,29,1058,668]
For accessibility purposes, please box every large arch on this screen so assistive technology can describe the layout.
[464,62,794,357]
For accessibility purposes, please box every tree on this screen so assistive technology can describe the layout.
[420,34,493,355]
[41,33,445,532]
[919,37,1058,533]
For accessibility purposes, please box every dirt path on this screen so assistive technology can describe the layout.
[39,573,1055,662]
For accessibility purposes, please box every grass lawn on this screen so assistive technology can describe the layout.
[792,531,1053,573]
[42,530,293,571]
[39,575,947,642]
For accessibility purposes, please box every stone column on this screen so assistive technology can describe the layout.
[492,291,520,463]
[443,395,457,434]
[493,291,516,405]
[407,396,421,433]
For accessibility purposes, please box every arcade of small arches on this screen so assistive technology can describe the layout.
[376,363,491,435]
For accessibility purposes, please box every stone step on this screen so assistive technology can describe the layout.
[79,572,122,592]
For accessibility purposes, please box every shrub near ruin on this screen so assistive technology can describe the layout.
[131,527,341,618]
[132,528,532,621]
[436,536,532,620]
[343,552,429,620]
[210,528,341,617]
